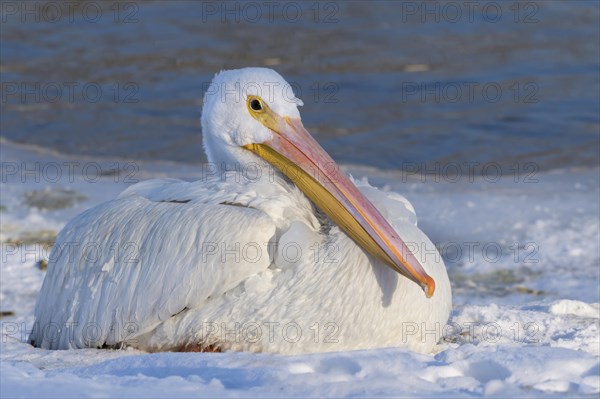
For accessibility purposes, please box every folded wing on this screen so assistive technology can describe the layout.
[31,179,277,349]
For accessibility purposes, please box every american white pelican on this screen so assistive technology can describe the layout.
[30,68,451,354]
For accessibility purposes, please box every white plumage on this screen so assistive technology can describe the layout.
[31,68,451,354]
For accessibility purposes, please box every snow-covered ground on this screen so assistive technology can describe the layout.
[1,140,599,398]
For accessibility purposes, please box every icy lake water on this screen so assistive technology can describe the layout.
[1,1,599,171]
[1,1,599,397]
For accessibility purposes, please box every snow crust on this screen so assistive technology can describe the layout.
[1,141,598,397]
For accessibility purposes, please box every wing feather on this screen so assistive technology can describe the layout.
[31,181,276,349]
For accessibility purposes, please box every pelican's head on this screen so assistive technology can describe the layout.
[201,68,435,298]
[202,68,304,168]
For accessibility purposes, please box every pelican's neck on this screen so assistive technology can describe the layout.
[202,131,279,186]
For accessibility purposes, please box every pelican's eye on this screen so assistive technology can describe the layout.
[247,95,275,129]
[250,99,262,111]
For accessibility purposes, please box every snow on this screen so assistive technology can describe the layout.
[1,140,599,397]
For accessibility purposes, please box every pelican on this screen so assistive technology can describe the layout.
[30,68,451,354]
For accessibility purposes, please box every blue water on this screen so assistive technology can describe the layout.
[1,1,599,172]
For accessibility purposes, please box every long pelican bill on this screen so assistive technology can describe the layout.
[243,96,435,298]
